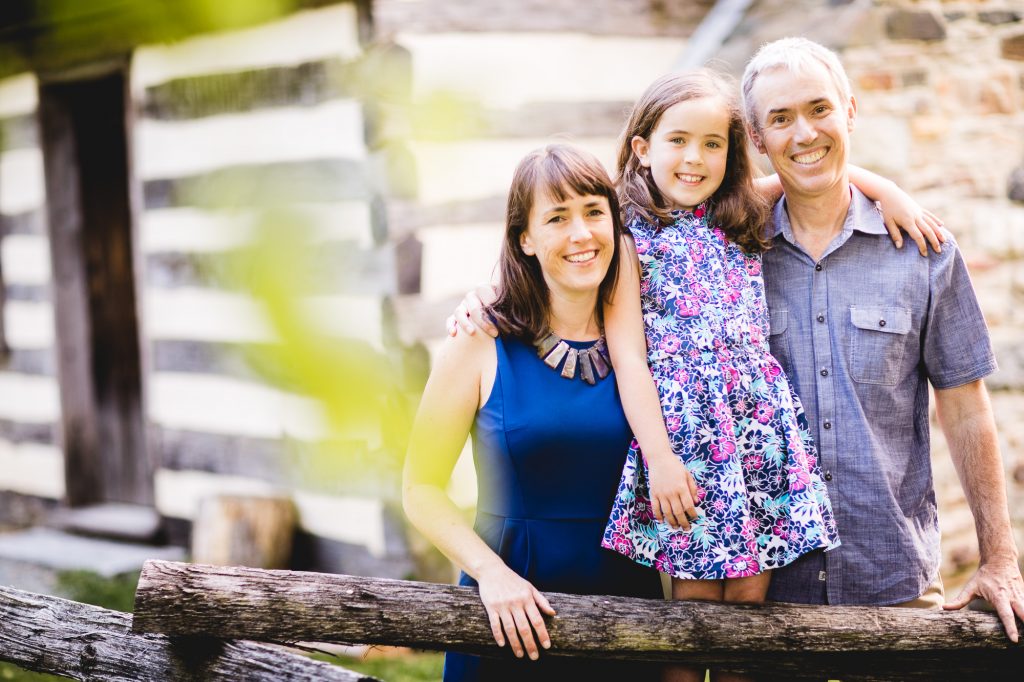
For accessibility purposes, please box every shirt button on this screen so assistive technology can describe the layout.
[817,314,825,323]
[823,420,832,430]
[820,368,829,377]
[815,263,823,271]
[824,471,833,481]
[879,319,887,328]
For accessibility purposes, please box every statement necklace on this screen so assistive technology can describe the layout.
[534,331,611,385]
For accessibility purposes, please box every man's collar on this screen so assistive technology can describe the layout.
[770,183,887,244]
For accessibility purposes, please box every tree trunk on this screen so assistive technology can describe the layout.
[133,560,1023,681]
[0,583,376,681]
[191,495,296,569]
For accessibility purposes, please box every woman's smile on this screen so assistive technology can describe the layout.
[565,249,599,264]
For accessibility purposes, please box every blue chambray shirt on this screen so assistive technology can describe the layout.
[762,186,997,605]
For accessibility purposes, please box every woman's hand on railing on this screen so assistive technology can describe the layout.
[476,562,556,660]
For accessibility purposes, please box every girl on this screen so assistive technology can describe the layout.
[598,69,922,681]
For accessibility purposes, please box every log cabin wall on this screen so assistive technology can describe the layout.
[0,1,414,576]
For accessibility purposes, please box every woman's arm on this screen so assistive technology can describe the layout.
[604,235,699,529]
[402,332,554,660]
[848,165,944,256]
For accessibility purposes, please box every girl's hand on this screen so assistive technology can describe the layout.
[446,285,499,338]
[477,563,556,660]
[877,192,945,257]
[646,453,700,530]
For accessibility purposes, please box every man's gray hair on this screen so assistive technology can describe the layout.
[741,37,853,131]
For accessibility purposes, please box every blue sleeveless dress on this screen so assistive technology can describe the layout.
[443,335,663,681]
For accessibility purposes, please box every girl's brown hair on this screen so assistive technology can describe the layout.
[489,144,624,342]
[617,70,771,253]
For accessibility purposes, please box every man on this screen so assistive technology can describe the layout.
[741,37,1023,639]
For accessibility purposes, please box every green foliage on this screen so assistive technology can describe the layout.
[54,570,140,613]
[219,207,413,495]
[1,0,300,77]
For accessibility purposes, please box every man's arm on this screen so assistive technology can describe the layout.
[936,379,1024,642]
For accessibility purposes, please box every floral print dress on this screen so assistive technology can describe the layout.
[602,206,840,580]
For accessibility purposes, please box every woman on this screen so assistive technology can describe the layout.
[402,144,663,681]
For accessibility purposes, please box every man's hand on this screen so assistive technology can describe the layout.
[943,557,1024,642]
[446,285,499,338]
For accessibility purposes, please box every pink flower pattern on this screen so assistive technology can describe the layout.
[602,207,839,580]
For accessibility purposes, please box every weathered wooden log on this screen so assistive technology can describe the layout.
[133,560,1023,681]
[0,583,376,681]
[191,494,296,569]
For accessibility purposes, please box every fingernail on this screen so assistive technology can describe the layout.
[530,652,539,661]
[542,640,551,649]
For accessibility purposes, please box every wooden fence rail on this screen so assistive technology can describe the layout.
[0,583,376,681]
[133,560,1023,681]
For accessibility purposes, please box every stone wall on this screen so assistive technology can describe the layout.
[833,0,1024,590]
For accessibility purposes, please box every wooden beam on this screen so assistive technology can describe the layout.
[0,208,44,236]
[142,59,357,121]
[37,60,152,507]
[0,418,56,445]
[0,113,37,150]
[132,560,1023,681]
[0,583,377,681]
[142,159,371,210]
[143,243,395,294]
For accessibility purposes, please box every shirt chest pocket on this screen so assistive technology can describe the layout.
[849,305,912,386]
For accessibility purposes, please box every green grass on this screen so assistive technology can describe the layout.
[54,569,140,613]
[313,651,444,681]
[0,663,65,681]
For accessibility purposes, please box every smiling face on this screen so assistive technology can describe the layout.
[631,95,730,212]
[520,189,615,301]
[747,61,856,201]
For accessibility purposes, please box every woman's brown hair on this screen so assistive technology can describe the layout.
[489,144,624,342]
[617,69,771,253]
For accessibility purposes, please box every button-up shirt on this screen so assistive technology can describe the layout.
[762,186,997,605]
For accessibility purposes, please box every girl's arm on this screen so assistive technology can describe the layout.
[753,174,784,204]
[604,235,699,529]
[848,165,944,256]
[754,169,945,256]
[402,332,554,660]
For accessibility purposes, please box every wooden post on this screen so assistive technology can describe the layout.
[36,58,152,507]
[191,495,297,569]
[133,560,1024,681]
[0,583,377,681]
